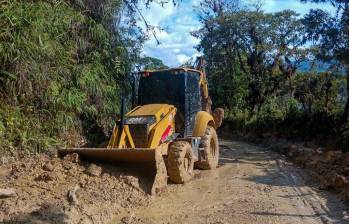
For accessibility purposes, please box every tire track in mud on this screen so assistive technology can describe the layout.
[112,140,349,224]
[275,158,335,224]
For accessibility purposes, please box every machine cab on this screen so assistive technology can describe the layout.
[137,69,202,137]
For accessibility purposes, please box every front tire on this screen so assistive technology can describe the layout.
[167,141,194,184]
[195,126,219,170]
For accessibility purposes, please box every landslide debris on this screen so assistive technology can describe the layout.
[0,153,149,224]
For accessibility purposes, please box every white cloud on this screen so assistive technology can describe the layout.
[139,0,202,66]
[176,54,191,64]
[140,0,336,67]
[257,0,336,15]
[139,1,175,27]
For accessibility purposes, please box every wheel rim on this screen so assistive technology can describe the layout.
[210,138,216,158]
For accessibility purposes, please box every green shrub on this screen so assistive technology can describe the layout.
[0,0,138,152]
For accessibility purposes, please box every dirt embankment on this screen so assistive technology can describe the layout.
[0,152,149,224]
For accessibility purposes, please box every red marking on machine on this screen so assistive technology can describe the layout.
[161,125,172,142]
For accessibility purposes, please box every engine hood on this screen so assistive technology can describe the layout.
[127,104,175,120]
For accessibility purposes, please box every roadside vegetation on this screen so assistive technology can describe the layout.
[194,0,349,149]
[0,0,158,152]
[0,0,348,153]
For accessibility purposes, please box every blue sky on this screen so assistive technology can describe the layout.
[139,0,336,67]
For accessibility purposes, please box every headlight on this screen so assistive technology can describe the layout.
[125,116,156,125]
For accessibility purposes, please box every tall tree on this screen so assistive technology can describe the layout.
[136,56,169,70]
[301,0,349,122]
[194,5,307,114]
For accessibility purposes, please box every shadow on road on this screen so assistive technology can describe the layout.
[250,211,327,218]
[6,203,69,224]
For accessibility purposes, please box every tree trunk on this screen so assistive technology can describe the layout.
[287,74,294,97]
[341,65,349,124]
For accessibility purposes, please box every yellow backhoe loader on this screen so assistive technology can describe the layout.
[58,58,224,194]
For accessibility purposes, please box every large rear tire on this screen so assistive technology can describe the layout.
[167,141,194,184]
[195,126,219,170]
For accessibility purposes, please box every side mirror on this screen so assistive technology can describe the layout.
[212,108,224,128]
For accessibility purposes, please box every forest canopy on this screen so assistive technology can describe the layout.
[194,0,348,148]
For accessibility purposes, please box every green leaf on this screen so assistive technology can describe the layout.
[0,69,17,80]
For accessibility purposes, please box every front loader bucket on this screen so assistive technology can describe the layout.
[58,148,167,195]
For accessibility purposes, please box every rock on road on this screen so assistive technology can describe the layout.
[113,140,349,224]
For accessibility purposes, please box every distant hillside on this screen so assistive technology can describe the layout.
[298,60,344,73]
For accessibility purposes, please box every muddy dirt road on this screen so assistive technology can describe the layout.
[113,140,349,224]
